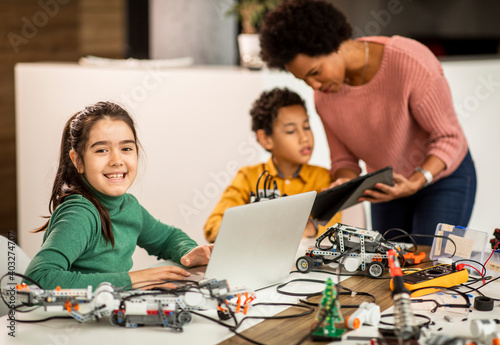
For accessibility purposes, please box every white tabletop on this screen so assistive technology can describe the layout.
[1,238,340,345]
[3,238,500,345]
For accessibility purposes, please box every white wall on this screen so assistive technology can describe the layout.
[16,59,500,270]
[442,58,500,234]
[16,64,265,269]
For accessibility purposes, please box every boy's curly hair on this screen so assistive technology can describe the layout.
[250,88,306,135]
[260,0,352,70]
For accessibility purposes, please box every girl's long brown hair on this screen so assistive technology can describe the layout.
[35,101,138,247]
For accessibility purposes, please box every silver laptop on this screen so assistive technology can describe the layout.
[200,191,316,290]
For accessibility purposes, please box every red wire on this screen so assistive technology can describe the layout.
[482,240,500,276]
[462,263,482,277]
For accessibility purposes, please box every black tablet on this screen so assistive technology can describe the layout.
[311,166,394,223]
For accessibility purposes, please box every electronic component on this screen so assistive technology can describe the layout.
[310,278,345,341]
[403,252,426,265]
[387,250,420,341]
[471,319,500,345]
[345,302,380,329]
[5,279,255,331]
[296,223,411,277]
[430,223,489,266]
[251,170,281,203]
[473,296,494,311]
[389,264,469,297]
[490,228,500,250]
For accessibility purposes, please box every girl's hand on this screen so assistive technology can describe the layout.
[128,266,191,290]
[180,244,213,267]
[358,173,420,203]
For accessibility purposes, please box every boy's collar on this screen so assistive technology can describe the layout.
[266,157,303,179]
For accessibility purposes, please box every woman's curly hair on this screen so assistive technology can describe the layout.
[250,88,306,135]
[260,0,352,70]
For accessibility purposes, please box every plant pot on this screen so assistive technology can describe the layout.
[237,33,264,70]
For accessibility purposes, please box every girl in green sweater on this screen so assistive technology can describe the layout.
[25,101,212,290]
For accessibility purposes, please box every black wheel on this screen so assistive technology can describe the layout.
[217,309,231,321]
[177,311,192,325]
[296,256,314,273]
[111,313,126,327]
[367,261,385,278]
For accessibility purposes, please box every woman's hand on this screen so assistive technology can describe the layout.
[128,266,191,290]
[358,173,420,203]
[325,177,352,190]
[180,244,213,267]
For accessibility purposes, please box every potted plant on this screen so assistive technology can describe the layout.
[228,0,280,69]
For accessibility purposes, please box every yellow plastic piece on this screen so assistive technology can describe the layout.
[389,264,469,297]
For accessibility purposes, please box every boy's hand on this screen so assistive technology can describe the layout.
[180,244,213,267]
[128,266,191,290]
[325,177,351,190]
[303,220,318,238]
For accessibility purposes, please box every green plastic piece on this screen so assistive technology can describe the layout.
[311,278,346,341]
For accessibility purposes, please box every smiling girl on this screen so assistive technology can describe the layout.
[25,101,212,290]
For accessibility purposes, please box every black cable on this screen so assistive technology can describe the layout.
[276,276,376,308]
[116,278,200,292]
[410,286,471,312]
[310,269,367,277]
[454,259,487,278]
[191,310,265,345]
[300,290,376,308]
[191,302,314,345]
[457,275,500,300]
[407,259,434,266]
[255,170,269,201]
[15,316,74,323]
[383,228,418,253]
[1,272,44,311]
[379,313,432,328]
[276,278,326,297]
[293,303,330,345]
[263,173,271,198]
[273,180,278,198]
[236,302,314,329]
[387,233,457,258]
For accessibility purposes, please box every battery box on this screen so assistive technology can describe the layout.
[390,264,469,297]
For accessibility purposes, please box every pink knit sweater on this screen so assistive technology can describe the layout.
[315,36,468,181]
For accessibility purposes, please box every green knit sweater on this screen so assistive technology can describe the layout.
[25,187,197,290]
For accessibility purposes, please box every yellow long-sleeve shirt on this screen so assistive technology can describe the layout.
[204,158,342,243]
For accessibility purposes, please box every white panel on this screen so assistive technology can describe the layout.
[442,58,500,234]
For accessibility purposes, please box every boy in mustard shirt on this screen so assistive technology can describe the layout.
[204,88,341,243]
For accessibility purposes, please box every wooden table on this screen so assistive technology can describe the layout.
[220,248,431,345]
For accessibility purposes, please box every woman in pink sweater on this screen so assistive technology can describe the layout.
[259,0,476,245]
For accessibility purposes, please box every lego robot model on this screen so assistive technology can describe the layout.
[296,223,405,277]
[10,279,255,332]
